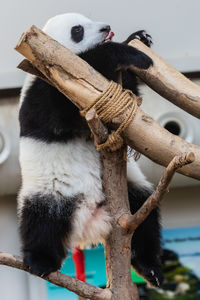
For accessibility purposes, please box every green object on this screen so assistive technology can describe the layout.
[131,266,146,284]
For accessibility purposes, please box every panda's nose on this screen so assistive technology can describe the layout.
[100,25,111,33]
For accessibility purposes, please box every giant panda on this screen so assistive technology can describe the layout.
[18,13,163,287]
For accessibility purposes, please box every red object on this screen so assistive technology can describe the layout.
[72,248,86,282]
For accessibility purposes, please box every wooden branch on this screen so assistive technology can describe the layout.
[15,25,200,181]
[18,59,53,86]
[85,109,139,300]
[85,108,108,145]
[119,152,195,233]
[128,39,200,119]
[0,252,111,300]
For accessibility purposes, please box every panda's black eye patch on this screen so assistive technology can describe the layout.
[71,25,84,43]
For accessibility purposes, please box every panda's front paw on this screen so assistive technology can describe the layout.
[133,30,153,47]
[23,251,62,276]
[125,30,152,47]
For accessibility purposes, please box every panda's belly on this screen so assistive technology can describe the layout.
[19,136,103,199]
[19,137,112,245]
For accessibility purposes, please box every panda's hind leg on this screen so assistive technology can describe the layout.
[128,183,163,287]
[19,193,77,276]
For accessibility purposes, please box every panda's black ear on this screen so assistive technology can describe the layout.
[71,25,84,43]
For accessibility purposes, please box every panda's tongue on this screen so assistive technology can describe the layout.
[105,31,115,40]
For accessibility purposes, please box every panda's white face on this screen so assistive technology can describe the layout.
[43,13,114,54]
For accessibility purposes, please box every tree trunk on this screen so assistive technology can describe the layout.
[102,147,138,300]
[86,110,138,299]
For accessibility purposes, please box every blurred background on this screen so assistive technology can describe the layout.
[0,0,200,299]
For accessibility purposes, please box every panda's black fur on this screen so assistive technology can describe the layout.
[18,13,163,287]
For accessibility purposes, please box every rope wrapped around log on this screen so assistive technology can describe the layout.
[81,81,139,151]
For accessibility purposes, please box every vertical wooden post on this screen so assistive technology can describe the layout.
[86,110,139,299]
[102,147,138,300]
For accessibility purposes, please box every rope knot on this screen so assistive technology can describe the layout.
[95,131,124,152]
[81,81,138,152]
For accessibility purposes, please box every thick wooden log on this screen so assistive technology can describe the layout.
[129,39,200,119]
[15,26,200,181]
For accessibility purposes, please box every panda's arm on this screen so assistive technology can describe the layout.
[79,42,152,80]
[120,31,152,94]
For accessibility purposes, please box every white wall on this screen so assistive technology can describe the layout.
[1,0,200,88]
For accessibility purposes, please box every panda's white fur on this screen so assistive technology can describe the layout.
[18,13,162,286]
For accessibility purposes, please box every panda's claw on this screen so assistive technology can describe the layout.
[134,35,140,40]
[155,276,160,287]
[151,269,155,276]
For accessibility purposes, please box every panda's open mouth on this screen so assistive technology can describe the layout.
[103,31,115,43]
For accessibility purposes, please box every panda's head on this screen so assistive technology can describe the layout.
[43,13,114,54]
